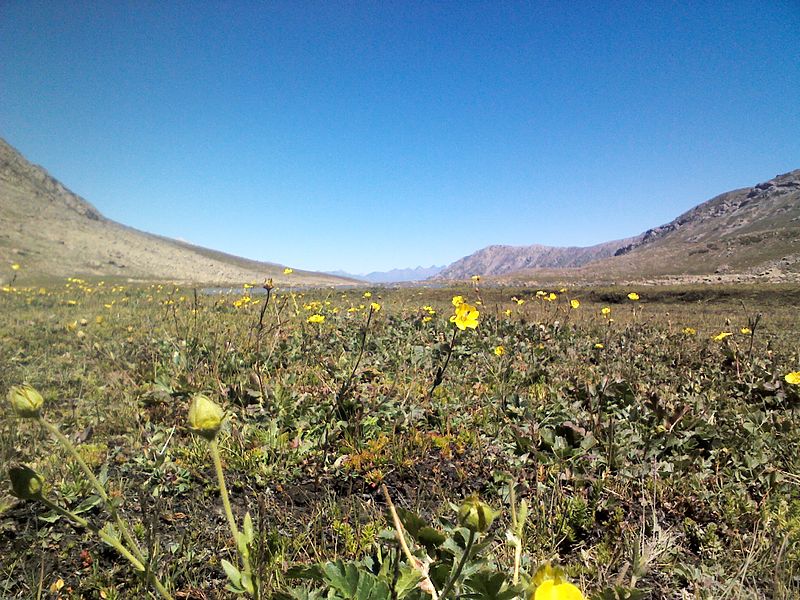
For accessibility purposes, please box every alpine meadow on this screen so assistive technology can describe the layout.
[2,3,800,600]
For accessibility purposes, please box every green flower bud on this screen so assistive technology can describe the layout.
[188,394,224,441]
[457,495,496,533]
[9,465,44,500]
[8,384,44,418]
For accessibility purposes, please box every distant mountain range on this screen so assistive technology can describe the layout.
[0,137,352,285]
[327,265,444,283]
[435,169,800,283]
[3,136,797,285]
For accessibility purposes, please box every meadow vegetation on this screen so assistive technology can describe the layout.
[1,273,799,599]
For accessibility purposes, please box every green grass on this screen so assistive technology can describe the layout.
[1,279,799,599]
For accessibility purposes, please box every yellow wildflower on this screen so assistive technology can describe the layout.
[370,302,381,312]
[452,295,465,307]
[283,267,293,275]
[570,299,580,309]
[712,332,733,341]
[307,314,325,324]
[683,327,697,336]
[532,580,584,600]
[740,327,752,335]
[187,394,225,441]
[11,263,20,271]
[627,292,640,301]
[601,307,611,316]
[504,309,512,317]
[363,291,372,298]
[594,343,604,349]
[471,275,481,282]
[547,293,557,301]
[785,372,800,385]
[450,302,479,330]
[494,345,506,356]
[422,316,432,323]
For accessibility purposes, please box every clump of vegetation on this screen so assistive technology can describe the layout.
[1,277,799,598]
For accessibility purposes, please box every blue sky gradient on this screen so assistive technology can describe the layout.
[2,1,798,273]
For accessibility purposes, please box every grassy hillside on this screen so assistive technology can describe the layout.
[0,138,351,286]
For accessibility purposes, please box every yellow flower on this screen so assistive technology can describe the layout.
[785,372,800,385]
[547,293,557,302]
[532,580,584,600]
[370,302,381,312]
[307,314,325,324]
[712,332,733,341]
[471,275,481,282]
[422,316,432,323]
[452,295,465,307]
[8,384,45,418]
[601,307,611,316]
[740,327,752,335]
[187,394,224,441]
[594,343,604,349]
[457,495,496,533]
[450,302,479,330]
[494,345,506,356]
[283,267,293,275]
[11,263,20,271]
[363,291,372,298]
[504,309,512,317]
[683,327,697,336]
[627,292,640,301]
[570,299,580,309]
[559,287,567,293]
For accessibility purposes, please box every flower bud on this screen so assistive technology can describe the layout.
[457,495,496,533]
[9,465,44,500]
[8,384,44,418]
[187,394,224,441]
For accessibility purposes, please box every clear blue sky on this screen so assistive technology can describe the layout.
[1,1,798,274]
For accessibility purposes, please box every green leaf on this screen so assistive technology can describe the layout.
[322,560,392,600]
[244,511,255,544]
[221,559,243,589]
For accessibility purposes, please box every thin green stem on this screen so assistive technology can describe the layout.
[210,439,240,542]
[38,418,146,564]
[439,529,476,600]
[38,497,145,572]
[210,439,258,598]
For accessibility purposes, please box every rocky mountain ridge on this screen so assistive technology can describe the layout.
[491,169,800,283]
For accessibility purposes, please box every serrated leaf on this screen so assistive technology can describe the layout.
[322,560,392,600]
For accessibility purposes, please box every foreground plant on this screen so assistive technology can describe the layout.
[7,385,174,600]
[188,393,260,597]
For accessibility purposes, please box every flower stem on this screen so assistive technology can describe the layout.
[382,484,438,600]
[38,497,146,572]
[38,418,145,564]
[210,439,258,599]
[210,439,240,541]
[438,529,475,600]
